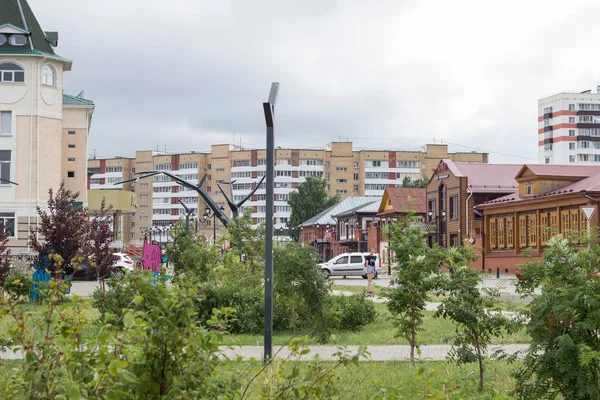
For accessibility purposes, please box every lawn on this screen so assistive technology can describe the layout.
[224,302,530,346]
[217,359,520,399]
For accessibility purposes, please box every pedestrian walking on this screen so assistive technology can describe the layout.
[365,248,377,296]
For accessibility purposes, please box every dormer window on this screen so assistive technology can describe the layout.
[0,35,6,45]
[525,182,533,196]
[0,63,24,83]
[42,65,55,86]
[9,35,26,46]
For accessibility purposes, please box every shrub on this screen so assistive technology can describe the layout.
[4,270,33,299]
[92,275,135,325]
[332,294,377,332]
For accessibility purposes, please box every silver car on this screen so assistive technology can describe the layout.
[320,252,381,279]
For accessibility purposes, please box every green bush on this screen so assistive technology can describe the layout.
[92,275,135,325]
[4,270,33,299]
[332,294,377,332]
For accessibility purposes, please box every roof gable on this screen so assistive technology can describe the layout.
[377,187,426,215]
[515,164,600,181]
[0,23,29,34]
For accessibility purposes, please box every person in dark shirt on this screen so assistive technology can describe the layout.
[365,248,377,296]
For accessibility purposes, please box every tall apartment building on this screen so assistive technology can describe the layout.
[0,0,94,253]
[538,87,600,165]
[89,143,487,246]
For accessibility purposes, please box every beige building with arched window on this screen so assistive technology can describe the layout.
[0,0,94,253]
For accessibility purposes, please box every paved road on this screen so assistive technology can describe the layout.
[1,344,529,362]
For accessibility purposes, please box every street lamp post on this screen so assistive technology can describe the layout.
[204,204,225,245]
[428,210,447,247]
[178,199,194,237]
[263,82,280,364]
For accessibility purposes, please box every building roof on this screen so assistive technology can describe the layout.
[334,200,381,218]
[63,93,94,106]
[439,160,522,193]
[515,164,600,179]
[478,169,600,208]
[299,197,378,227]
[377,187,426,216]
[0,0,56,55]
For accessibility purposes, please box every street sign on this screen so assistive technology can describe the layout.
[581,206,597,221]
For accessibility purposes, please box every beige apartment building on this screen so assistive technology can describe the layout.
[89,143,487,246]
[0,0,94,253]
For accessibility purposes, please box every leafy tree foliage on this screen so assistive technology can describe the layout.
[386,215,439,365]
[435,263,518,392]
[0,229,10,298]
[515,236,600,399]
[288,176,340,241]
[30,182,89,276]
[401,176,429,188]
[85,199,114,292]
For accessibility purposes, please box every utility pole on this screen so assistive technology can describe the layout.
[263,82,279,364]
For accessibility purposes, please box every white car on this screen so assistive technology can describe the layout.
[319,252,382,279]
[112,252,135,275]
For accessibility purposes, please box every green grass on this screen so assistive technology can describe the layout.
[0,297,100,339]
[216,359,519,399]
[225,303,531,346]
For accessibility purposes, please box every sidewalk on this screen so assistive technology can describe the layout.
[1,344,529,362]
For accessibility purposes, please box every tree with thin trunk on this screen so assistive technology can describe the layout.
[30,182,89,278]
[435,264,518,392]
[86,199,114,293]
[0,229,11,299]
[386,213,440,365]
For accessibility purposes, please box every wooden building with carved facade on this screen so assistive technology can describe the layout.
[476,165,600,274]
[425,160,522,268]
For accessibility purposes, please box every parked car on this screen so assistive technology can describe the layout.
[70,253,136,281]
[319,252,382,279]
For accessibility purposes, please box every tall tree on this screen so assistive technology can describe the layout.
[86,199,115,293]
[288,176,340,241]
[30,182,89,276]
[402,176,428,188]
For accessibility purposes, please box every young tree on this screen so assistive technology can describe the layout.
[288,176,340,241]
[0,229,11,299]
[515,236,600,399]
[387,215,440,365]
[435,264,518,392]
[30,182,89,277]
[86,199,115,293]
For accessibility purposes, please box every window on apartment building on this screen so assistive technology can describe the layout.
[569,155,576,163]
[569,143,575,150]
[216,168,225,172]
[326,184,330,191]
[68,144,75,149]
[569,104,575,111]
[336,179,347,183]
[153,163,171,171]
[325,161,330,167]
[206,186,211,192]
[139,183,148,188]
[353,173,359,180]
[232,160,251,167]
[106,177,120,184]
[354,185,359,191]
[206,175,211,181]
[450,234,459,247]
[365,160,388,168]
[67,130,75,135]
[206,164,211,170]
[569,130,575,137]
[354,162,359,168]
[216,179,225,184]
[179,162,198,169]
[0,213,15,237]
[544,144,552,151]
[543,119,550,127]
[525,182,533,195]
[545,158,550,164]
[336,190,347,194]
[276,170,292,177]
[139,194,149,199]
[67,158,75,162]
[449,196,458,220]
[0,63,25,82]
[257,158,266,165]
[131,168,135,173]
[105,166,122,173]
[130,233,135,240]
[1,111,11,135]
[67,171,75,178]
[299,171,322,177]
[216,190,223,195]
[90,178,100,184]
[0,150,11,184]
[569,117,575,124]
[579,141,591,149]
[336,167,347,172]
[579,154,590,162]
[276,159,290,166]
[325,173,330,180]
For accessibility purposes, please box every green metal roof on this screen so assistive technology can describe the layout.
[0,0,57,55]
[63,93,94,106]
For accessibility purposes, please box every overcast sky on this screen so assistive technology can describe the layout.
[30,0,600,163]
